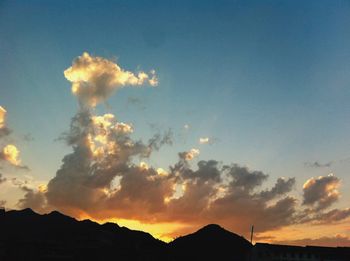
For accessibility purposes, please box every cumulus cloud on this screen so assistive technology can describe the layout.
[16,53,350,240]
[226,164,268,192]
[302,174,340,210]
[0,144,28,170]
[0,106,27,169]
[0,145,21,166]
[64,52,158,108]
[40,105,172,219]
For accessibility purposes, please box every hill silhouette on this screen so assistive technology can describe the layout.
[0,208,252,260]
[170,224,252,260]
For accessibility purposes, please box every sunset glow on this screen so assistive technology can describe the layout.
[1,0,350,248]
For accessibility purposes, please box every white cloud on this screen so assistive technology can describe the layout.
[64,52,158,107]
[199,137,210,144]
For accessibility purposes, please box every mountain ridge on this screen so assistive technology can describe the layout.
[0,208,252,260]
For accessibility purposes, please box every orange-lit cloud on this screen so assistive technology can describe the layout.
[15,53,350,243]
[179,148,200,161]
[1,144,21,166]
[257,221,350,247]
[0,106,26,170]
[0,106,11,138]
[0,106,6,129]
[303,174,340,210]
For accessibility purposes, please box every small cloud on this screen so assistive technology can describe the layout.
[127,96,147,110]
[0,106,11,138]
[0,106,6,129]
[304,161,332,168]
[0,144,21,166]
[179,148,200,161]
[22,133,34,142]
[199,137,210,144]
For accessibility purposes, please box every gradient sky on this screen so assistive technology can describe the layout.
[1,0,350,245]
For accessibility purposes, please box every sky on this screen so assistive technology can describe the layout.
[1,0,350,245]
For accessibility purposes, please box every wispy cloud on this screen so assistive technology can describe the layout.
[274,234,350,247]
[304,161,332,168]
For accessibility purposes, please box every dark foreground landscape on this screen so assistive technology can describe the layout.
[0,208,349,261]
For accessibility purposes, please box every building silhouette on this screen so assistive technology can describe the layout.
[251,243,350,261]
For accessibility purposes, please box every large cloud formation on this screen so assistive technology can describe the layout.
[17,53,350,240]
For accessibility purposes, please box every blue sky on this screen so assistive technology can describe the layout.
[1,0,350,242]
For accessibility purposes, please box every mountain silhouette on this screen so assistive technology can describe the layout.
[170,224,252,260]
[0,208,167,260]
[0,208,251,260]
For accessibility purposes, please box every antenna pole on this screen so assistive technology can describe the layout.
[250,225,254,244]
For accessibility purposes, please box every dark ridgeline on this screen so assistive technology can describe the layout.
[0,208,252,261]
[0,208,167,261]
[0,208,349,261]
[170,224,252,260]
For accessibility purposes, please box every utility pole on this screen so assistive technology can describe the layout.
[249,225,254,261]
[250,225,254,244]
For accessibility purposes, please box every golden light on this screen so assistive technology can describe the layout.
[139,161,149,170]
[184,148,200,161]
[156,168,168,176]
[2,144,21,166]
[115,122,133,133]
[0,106,7,129]
[38,184,48,193]
[94,217,187,242]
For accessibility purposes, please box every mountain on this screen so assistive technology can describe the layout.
[0,208,252,261]
[170,224,252,260]
[0,208,167,261]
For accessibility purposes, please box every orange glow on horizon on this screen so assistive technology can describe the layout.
[76,214,188,242]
